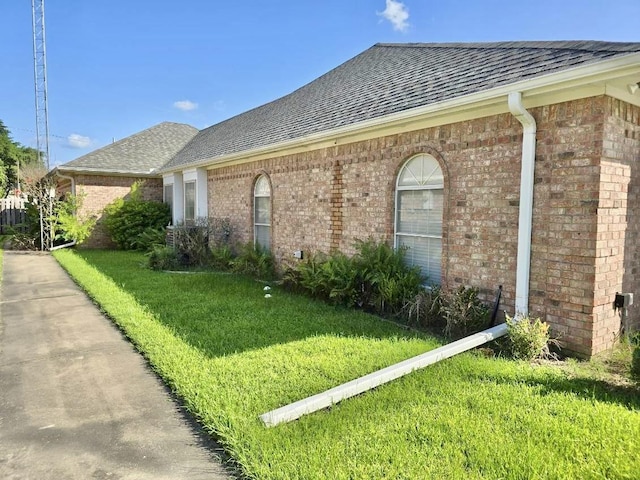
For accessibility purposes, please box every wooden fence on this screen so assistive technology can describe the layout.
[0,197,27,234]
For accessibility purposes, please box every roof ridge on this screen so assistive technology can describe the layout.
[71,122,197,160]
[374,40,640,53]
[61,121,198,170]
[156,121,199,129]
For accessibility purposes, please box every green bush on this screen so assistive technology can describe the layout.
[55,193,96,245]
[231,242,275,279]
[173,222,211,267]
[103,182,170,250]
[284,239,425,316]
[210,244,234,271]
[146,245,179,271]
[441,286,490,339]
[504,314,552,361]
[354,240,425,315]
[132,226,167,252]
[283,253,326,297]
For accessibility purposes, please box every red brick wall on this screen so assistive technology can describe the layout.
[526,98,606,354]
[74,175,163,248]
[595,99,640,352]
[208,151,334,262]
[205,95,638,356]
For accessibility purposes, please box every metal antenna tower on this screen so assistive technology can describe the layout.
[31,0,56,250]
[31,0,51,170]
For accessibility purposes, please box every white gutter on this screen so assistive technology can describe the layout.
[50,240,76,251]
[54,169,76,195]
[57,167,157,177]
[508,92,537,316]
[260,323,508,427]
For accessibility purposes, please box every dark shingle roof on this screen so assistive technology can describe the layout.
[60,122,198,175]
[163,41,640,171]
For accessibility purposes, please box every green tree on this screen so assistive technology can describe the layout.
[0,120,44,195]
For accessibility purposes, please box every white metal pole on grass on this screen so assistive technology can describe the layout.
[260,323,508,427]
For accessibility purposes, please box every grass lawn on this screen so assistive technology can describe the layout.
[54,249,640,480]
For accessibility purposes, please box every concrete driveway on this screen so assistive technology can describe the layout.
[0,251,232,479]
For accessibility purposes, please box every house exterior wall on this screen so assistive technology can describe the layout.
[205,95,637,356]
[598,99,640,351]
[74,175,163,248]
[527,97,607,354]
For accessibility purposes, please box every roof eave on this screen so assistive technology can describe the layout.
[55,166,160,177]
[159,51,640,174]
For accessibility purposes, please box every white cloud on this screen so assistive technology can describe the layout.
[378,0,410,32]
[173,100,198,111]
[67,133,92,149]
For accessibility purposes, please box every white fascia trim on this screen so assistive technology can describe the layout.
[57,167,158,177]
[159,52,640,174]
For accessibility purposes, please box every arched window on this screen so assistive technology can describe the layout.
[395,154,444,284]
[254,175,271,250]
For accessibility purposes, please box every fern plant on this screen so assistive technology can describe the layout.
[231,242,275,279]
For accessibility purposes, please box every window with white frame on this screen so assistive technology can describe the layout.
[395,154,444,284]
[163,184,173,214]
[184,181,196,223]
[254,175,271,250]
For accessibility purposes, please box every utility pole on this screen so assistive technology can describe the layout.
[31,0,50,170]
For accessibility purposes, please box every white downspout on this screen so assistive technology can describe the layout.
[55,170,76,196]
[508,92,536,317]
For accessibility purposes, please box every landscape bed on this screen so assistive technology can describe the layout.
[54,249,640,480]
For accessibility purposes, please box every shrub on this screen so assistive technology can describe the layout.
[55,193,96,245]
[283,253,326,297]
[354,240,425,315]
[132,226,167,252]
[208,217,234,248]
[231,242,275,279]
[147,245,180,271]
[403,286,444,327]
[173,221,211,267]
[283,240,426,316]
[441,286,490,339]
[103,182,170,250]
[504,314,553,361]
[210,244,234,271]
[8,200,44,250]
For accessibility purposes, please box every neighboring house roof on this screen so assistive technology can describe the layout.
[162,41,640,172]
[58,122,198,176]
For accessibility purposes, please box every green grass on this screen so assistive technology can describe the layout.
[54,250,640,480]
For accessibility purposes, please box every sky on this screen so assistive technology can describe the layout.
[1,0,639,168]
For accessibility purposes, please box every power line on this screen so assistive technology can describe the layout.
[10,126,68,141]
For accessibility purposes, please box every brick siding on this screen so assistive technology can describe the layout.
[597,99,640,352]
[205,95,640,356]
[74,175,163,248]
